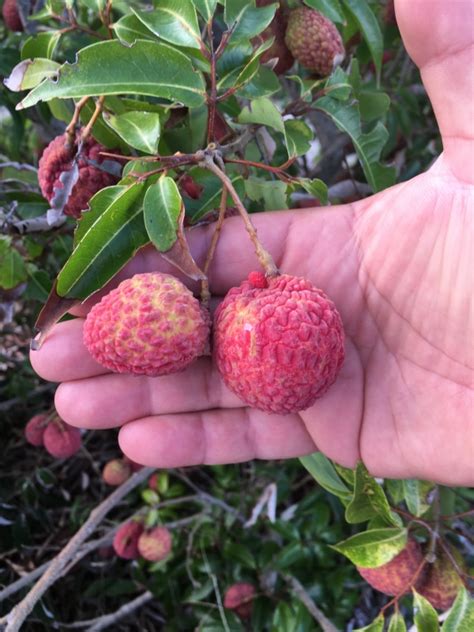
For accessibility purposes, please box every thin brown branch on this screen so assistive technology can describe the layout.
[284,575,339,632]
[81,96,106,142]
[201,185,227,304]
[86,591,157,631]
[65,96,90,143]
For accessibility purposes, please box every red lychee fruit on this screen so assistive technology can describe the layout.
[43,419,82,459]
[113,520,144,560]
[148,473,159,490]
[37,132,119,219]
[285,7,345,76]
[214,272,344,414]
[102,458,131,486]
[253,0,294,75]
[24,414,48,447]
[180,174,203,200]
[223,583,256,620]
[2,0,23,31]
[83,272,210,377]
[137,526,172,562]
[357,539,425,597]
[416,545,466,611]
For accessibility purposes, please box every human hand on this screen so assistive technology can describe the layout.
[30,0,474,486]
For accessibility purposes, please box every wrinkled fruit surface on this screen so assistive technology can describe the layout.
[2,0,23,31]
[102,459,131,486]
[113,521,144,560]
[214,272,344,413]
[357,539,424,596]
[38,132,118,218]
[43,420,82,459]
[253,0,294,75]
[224,583,256,619]
[24,414,48,446]
[285,7,344,76]
[416,546,466,610]
[83,272,210,377]
[138,526,172,562]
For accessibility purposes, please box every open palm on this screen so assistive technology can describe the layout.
[31,0,474,486]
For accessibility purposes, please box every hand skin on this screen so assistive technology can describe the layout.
[30,0,474,486]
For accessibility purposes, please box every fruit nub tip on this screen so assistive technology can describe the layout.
[247,271,268,289]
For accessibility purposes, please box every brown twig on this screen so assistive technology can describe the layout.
[224,157,298,183]
[201,185,228,304]
[81,96,106,142]
[85,591,157,631]
[65,96,90,144]
[284,575,339,632]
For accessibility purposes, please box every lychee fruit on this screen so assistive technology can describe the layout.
[416,545,466,611]
[37,132,119,219]
[102,458,131,486]
[24,414,48,447]
[223,583,256,620]
[213,272,344,414]
[83,272,210,377]
[284,7,345,76]
[2,0,23,31]
[148,472,159,490]
[357,539,425,596]
[43,419,82,459]
[113,520,144,560]
[179,174,203,200]
[253,0,294,75]
[137,526,172,562]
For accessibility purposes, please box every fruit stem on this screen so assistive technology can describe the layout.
[201,156,279,277]
[81,96,105,142]
[201,185,228,305]
[65,96,90,146]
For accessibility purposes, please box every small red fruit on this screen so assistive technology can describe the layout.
[180,174,203,200]
[416,545,466,611]
[254,0,294,75]
[24,414,48,447]
[113,521,144,560]
[43,419,82,459]
[137,526,172,562]
[224,583,256,620]
[2,0,23,32]
[102,459,131,486]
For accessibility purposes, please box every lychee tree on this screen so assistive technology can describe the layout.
[0,1,473,631]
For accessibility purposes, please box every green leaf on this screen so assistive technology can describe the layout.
[57,183,147,299]
[184,169,244,223]
[192,0,218,21]
[103,111,161,154]
[223,542,257,569]
[238,96,284,133]
[225,0,277,43]
[340,0,383,85]
[143,177,183,252]
[443,588,474,631]
[345,462,402,527]
[5,59,60,92]
[245,177,288,211]
[18,40,206,110]
[412,589,439,632]
[21,32,61,60]
[331,527,408,568]
[354,615,385,632]
[300,453,351,500]
[388,613,407,632]
[358,90,391,122]
[284,120,313,158]
[304,0,345,24]
[0,236,27,290]
[297,178,328,206]
[112,14,157,44]
[132,1,202,50]
[403,480,435,517]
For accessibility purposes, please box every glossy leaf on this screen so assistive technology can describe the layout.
[331,527,408,568]
[112,14,156,44]
[238,96,284,133]
[300,453,352,500]
[284,119,313,158]
[132,1,202,50]
[304,0,345,24]
[5,59,60,92]
[341,0,383,85]
[403,480,434,517]
[21,32,61,61]
[354,615,385,632]
[442,588,474,631]
[143,177,182,252]
[225,0,277,42]
[192,0,218,21]
[388,613,407,632]
[412,589,439,632]
[103,111,161,154]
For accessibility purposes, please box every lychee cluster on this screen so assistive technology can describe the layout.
[24,413,82,459]
[113,521,172,563]
[38,132,119,219]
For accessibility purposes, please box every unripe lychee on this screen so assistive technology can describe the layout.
[38,132,119,219]
[137,526,172,562]
[223,583,256,620]
[43,419,82,459]
[285,7,344,76]
[416,545,466,611]
[253,0,294,75]
[214,272,344,414]
[357,539,424,596]
[24,414,48,447]
[102,459,131,486]
[113,520,144,560]
[2,0,23,31]
[83,272,210,377]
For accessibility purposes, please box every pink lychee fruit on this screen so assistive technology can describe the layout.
[102,458,132,486]
[43,419,82,459]
[113,520,144,560]
[224,583,256,620]
[83,272,210,377]
[137,526,172,562]
[253,0,294,75]
[24,414,48,447]
[214,272,344,413]
[416,545,466,611]
[357,539,425,596]
[285,7,345,76]
[2,0,23,31]
[148,473,159,490]
[38,132,119,219]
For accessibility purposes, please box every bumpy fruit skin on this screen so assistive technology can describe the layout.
[38,132,118,219]
[253,0,294,75]
[83,273,210,377]
[113,521,144,560]
[137,526,172,562]
[24,414,48,447]
[102,459,131,486]
[224,583,256,620]
[43,420,82,459]
[285,7,344,76]
[416,546,466,611]
[357,539,424,596]
[214,272,344,414]
[2,0,23,31]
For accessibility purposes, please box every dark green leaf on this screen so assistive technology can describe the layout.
[331,527,408,567]
[403,480,434,517]
[354,615,385,632]
[144,177,183,252]
[388,613,407,632]
[341,0,383,85]
[132,1,202,50]
[304,0,345,24]
[103,111,161,154]
[442,588,474,631]
[412,589,439,632]
[300,453,351,500]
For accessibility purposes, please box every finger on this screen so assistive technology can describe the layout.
[118,408,316,467]
[54,358,243,429]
